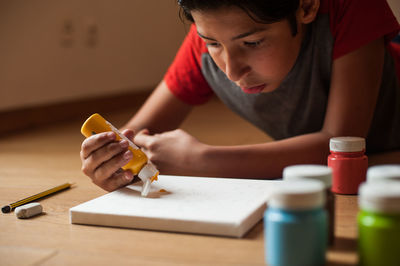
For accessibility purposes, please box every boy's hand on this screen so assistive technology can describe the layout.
[80,129,135,191]
[134,129,205,175]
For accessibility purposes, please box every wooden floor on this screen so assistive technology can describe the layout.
[0,97,358,265]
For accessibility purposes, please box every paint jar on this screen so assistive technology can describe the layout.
[367,165,400,183]
[265,180,327,266]
[283,165,335,245]
[328,137,368,194]
[358,182,400,266]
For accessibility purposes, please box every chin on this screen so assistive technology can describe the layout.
[260,84,278,93]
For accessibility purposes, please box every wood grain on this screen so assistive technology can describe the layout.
[0,97,359,265]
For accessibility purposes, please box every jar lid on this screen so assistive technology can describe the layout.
[359,182,400,213]
[283,164,332,188]
[329,136,365,152]
[269,180,325,210]
[367,165,400,183]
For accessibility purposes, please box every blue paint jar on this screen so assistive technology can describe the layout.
[283,164,335,246]
[265,180,327,266]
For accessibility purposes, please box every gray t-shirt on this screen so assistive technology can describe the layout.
[201,14,400,153]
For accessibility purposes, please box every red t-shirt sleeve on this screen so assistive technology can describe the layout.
[321,0,400,59]
[164,24,214,105]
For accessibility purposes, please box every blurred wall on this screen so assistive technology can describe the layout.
[0,1,399,112]
[0,0,187,111]
[388,0,399,23]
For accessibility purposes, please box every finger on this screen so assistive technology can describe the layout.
[138,128,150,135]
[133,129,152,148]
[81,131,116,159]
[121,129,134,141]
[82,139,130,177]
[92,149,133,184]
[98,169,134,192]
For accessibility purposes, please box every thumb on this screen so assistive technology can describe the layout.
[133,128,151,147]
[137,128,150,135]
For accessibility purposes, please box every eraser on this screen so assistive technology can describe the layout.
[15,202,43,219]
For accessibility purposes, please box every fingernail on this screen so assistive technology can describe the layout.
[123,150,132,160]
[125,172,133,181]
[107,132,115,139]
[120,140,129,148]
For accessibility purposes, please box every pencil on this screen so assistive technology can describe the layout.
[1,182,72,213]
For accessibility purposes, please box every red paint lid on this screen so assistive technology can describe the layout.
[329,137,365,152]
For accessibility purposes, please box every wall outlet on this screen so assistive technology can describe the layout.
[60,19,74,47]
[85,19,98,48]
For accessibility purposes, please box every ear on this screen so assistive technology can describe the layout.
[298,0,320,24]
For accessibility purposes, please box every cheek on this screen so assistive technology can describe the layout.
[252,43,299,79]
[207,49,226,71]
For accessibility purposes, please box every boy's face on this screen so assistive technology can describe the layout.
[192,6,305,94]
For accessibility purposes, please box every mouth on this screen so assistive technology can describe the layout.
[240,84,266,94]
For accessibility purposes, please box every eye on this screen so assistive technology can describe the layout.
[244,39,264,48]
[206,42,221,48]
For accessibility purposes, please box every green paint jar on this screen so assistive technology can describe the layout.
[358,182,400,266]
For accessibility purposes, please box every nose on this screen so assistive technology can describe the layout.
[224,50,250,82]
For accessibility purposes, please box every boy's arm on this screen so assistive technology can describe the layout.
[135,37,388,178]
[122,80,193,134]
[322,37,384,139]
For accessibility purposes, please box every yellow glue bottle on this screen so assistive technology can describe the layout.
[81,113,159,196]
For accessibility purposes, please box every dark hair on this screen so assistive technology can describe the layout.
[177,0,300,36]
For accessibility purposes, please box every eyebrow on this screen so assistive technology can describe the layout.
[197,28,267,41]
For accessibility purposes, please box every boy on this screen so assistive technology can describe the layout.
[81,0,400,191]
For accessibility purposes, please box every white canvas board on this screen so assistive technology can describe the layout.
[70,175,281,237]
